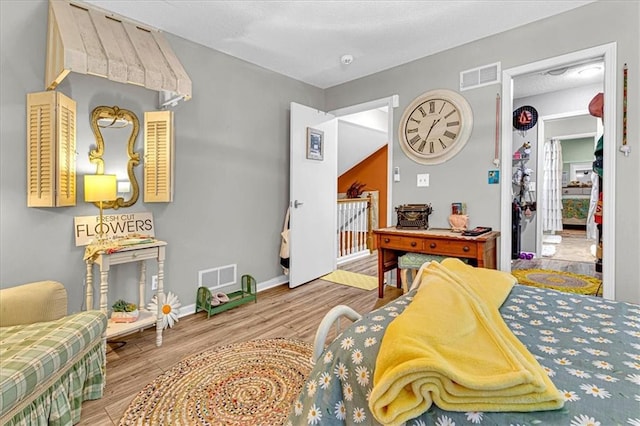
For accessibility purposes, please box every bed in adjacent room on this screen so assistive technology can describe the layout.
[287,260,640,426]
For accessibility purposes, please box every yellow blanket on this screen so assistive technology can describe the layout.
[369,258,564,425]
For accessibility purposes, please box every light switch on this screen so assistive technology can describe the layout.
[417,173,429,187]
[393,167,401,182]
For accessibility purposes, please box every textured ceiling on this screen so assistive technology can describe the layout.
[83,0,596,91]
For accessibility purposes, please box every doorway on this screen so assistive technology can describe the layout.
[288,96,398,288]
[500,43,617,299]
[330,95,399,230]
[536,113,601,269]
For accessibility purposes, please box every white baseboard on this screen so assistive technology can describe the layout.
[176,274,289,318]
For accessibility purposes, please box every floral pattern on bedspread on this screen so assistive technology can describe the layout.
[286,285,640,426]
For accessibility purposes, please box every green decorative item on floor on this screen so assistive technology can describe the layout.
[118,338,312,426]
[196,274,257,318]
[321,270,377,290]
[511,269,602,296]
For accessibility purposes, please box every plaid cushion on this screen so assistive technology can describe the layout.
[398,253,447,269]
[0,311,107,417]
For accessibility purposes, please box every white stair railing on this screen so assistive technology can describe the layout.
[337,195,372,264]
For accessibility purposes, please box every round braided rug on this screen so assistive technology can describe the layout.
[119,338,312,426]
[511,269,602,296]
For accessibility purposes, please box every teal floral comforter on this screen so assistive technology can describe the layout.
[287,285,640,425]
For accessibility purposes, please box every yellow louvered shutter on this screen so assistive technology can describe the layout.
[27,91,76,207]
[56,94,76,206]
[144,111,174,203]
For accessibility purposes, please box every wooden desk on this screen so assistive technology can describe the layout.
[85,241,167,347]
[374,227,499,297]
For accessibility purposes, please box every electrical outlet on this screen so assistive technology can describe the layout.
[151,275,158,290]
[417,173,430,187]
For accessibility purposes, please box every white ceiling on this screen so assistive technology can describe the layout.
[83,0,597,92]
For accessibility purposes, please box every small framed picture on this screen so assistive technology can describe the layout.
[488,170,500,184]
[306,127,324,161]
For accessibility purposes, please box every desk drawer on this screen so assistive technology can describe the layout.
[108,247,159,265]
[379,235,424,251]
[424,239,477,257]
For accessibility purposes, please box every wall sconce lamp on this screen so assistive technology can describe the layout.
[84,174,117,242]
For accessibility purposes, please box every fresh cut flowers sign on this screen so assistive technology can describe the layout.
[74,212,155,246]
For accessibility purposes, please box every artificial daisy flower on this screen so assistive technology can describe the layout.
[147,291,181,329]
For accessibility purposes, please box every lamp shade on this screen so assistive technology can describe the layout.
[84,174,117,202]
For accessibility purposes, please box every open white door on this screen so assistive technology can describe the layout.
[289,103,338,288]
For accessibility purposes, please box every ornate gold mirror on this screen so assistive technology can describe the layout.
[89,106,140,209]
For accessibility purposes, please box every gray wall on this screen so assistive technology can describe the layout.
[325,1,639,303]
[338,120,387,175]
[0,0,323,313]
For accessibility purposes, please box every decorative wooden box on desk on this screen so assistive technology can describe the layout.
[196,274,257,318]
[373,227,500,297]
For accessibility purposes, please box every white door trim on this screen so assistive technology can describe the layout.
[500,42,617,300]
[330,94,399,227]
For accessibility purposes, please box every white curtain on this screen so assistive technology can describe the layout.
[542,138,563,232]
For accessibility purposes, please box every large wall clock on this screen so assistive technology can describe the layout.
[398,89,474,165]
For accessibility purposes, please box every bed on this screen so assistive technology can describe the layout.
[287,261,640,426]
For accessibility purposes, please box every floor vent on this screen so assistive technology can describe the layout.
[460,62,501,91]
[198,264,237,289]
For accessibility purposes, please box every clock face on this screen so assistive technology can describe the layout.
[399,89,473,165]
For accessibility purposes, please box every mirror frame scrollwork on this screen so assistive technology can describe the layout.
[89,105,140,209]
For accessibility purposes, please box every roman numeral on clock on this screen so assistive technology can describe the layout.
[418,106,426,117]
[439,138,447,149]
[444,110,456,119]
[418,139,427,152]
[409,117,421,124]
[447,121,459,127]
[443,130,456,139]
[429,140,435,153]
[409,134,421,145]
[407,127,419,133]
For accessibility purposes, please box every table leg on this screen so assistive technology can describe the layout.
[139,261,146,313]
[377,248,385,298]
[99,267,109,314]
[85,261,93,310]
[155,257,165,347]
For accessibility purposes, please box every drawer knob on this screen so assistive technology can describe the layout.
[463,246,470,252]
[384,238,390,243]
[430,243,436,249]
[410,241,417,247]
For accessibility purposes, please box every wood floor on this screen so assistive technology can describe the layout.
[78,254,402,425]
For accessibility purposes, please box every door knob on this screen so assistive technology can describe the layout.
[293,200,304,208]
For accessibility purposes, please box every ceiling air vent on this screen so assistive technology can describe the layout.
[460,62,501,91]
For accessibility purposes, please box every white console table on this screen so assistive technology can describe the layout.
[85,240,167,347]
